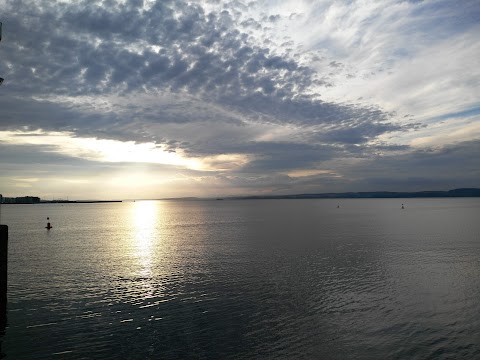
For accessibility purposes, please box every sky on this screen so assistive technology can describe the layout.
[0,0,479,200]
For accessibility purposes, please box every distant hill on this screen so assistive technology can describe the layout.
[234,188,480,200]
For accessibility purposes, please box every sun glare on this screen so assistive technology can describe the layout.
[132,200,158,253]
[130,200,160,292]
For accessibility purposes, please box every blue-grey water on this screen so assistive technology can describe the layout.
[0,198,479,359]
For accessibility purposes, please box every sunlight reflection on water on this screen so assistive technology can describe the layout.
[131,201,157,281]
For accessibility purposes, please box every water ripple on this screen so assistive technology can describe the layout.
[1,199,480,359]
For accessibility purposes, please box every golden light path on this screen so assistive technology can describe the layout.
[131,200,160,298]
[132,200,158,256]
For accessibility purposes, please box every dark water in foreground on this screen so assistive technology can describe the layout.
[1,198,479,359]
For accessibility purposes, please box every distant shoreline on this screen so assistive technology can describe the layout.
[0,200,124,204]
[2,188,479,203]
[155,188,480,201]
[232,188,480,200]
[42,200,123,204]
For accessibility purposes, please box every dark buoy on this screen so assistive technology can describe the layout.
[46,217,52,229]
[401,204,404,209]
[337,204,340,208]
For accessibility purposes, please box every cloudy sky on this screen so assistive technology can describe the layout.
[0,0,479,199]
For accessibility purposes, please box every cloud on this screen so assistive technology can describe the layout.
[1,1,407,156]
[339,140,480,191]
[0,0,478,198]
[209,140,480,194]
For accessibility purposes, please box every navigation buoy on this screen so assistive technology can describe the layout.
[401,204,404,209]
[46,217,52,229]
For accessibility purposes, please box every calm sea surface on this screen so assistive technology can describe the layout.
[0,198,479,359]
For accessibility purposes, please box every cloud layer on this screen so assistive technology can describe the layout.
[0,0,478,198]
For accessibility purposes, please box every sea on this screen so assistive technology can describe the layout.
[0,198,479,359]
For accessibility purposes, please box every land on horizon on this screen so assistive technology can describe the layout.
[2,188,479,204]
[158,188,480,201]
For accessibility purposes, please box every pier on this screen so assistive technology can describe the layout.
[0,225,7,330]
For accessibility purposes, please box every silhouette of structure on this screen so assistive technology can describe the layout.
[0,225,7,336]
